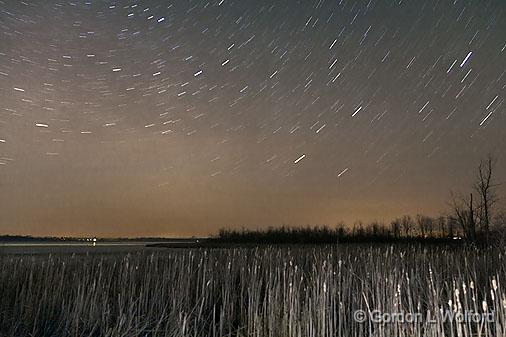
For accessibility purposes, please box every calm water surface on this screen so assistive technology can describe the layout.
[0,241,179,254]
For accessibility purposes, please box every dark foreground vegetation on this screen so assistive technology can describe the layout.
[1,245,505,337]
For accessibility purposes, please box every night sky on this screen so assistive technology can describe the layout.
[0,0,505,237]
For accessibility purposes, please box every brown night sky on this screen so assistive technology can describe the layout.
[0,0,505,237]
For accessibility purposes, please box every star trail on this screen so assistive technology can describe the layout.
[0,0,505,237]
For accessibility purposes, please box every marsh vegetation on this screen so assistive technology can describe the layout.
[1,244,504,337]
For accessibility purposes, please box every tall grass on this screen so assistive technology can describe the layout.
[0,245,504,336]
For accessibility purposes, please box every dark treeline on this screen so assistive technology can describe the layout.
[0,235,64,242]
[216,214,505,245]
[216,225,422,244]
[0,235,193,242]
[217,155,506,246]
[215,219,459,245]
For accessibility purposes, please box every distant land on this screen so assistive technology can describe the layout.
[0,233,464,249]
[0,235,201,243]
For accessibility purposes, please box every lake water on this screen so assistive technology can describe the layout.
[0,241,180,254]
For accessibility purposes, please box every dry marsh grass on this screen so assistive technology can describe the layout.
[0,245,504,337]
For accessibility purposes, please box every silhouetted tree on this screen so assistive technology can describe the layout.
[390,218,401,238]
[437,216,447,238]
[446,215,458,238]
[352,221,365,238]
[416,215,433,237]
[474,154,498,244]
[401,215,414,237]
[449,155,500,243]
[451,193,477,242]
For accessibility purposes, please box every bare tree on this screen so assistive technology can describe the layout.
[368,221,381,237]
[401,215,414,237]
[474,154,498,244]
[426,217,434,237]
[450,192,477,242]
[416,215,433,237]
[352,221,365,237]
[437,216,447,238]
[416,214,424,237]
[390,218,401,238]
[446,215,457,238]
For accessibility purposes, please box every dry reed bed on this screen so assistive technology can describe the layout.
[0,245,504,337]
